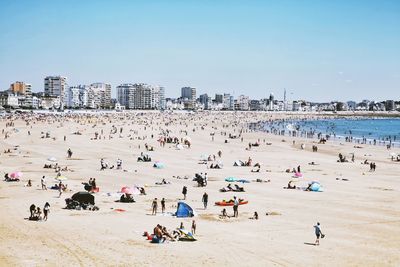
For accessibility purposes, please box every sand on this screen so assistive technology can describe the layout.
[0,111,399,267]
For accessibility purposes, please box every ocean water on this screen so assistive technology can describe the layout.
[262,118,400,146]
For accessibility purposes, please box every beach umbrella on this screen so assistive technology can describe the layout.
[120,186,133,194]
[55,176,68,181]
[120,186,140,195]
[48,157,57,162]
[10,171,23,179]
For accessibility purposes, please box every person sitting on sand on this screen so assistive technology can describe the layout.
[305,182,313,191]
[26,179,32,187]
[234,184,244,192]
[91,178,97,189]
[153,224,165,243]
[35,207,42,220]
[286,181,296,189]
[162,226,175,241]
[139,187,146,195]
[249,212,258,220]
[246,157,253,166]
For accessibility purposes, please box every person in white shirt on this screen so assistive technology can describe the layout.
[233,196,239,217]
[41,176,47,190]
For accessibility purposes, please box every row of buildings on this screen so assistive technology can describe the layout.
[167,89,399,112]
[0,76,165,110]
[0,79,398,111]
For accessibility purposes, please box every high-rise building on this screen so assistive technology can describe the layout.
[65,85,89,108]
[385,100,395,111]
[116,83,164,109]
[238,95,249,110]
[44,76,67,106]
[159,86,166,110]
[89,83,111,109]
[199,93,210,109]
[215,94,223,103]
[116,84,134,108]
[223,93,234,110]
[181,87,196,100]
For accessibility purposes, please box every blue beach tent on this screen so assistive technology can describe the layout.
[175,201,196,217]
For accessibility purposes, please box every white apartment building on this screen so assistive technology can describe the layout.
[89,83,111,109]
[238,95,249,110]
[117,83,165,110]
[65,85,89,108]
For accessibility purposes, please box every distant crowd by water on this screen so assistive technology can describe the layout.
[249,117,400,148]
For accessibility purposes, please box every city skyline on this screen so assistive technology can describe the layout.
[1,1,399,101]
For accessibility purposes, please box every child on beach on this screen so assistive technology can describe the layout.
[314,222,324,245]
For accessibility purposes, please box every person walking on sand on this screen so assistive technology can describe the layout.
[161,198,166,213]
[43,202,50,221]
[191,220,196,235]
[152,198,158,215]
[182,186,187,200]
[202,192,208,209]
[58,181,63,197]
[41,176,47,190]
[314,222,324,245]
[233,196,239,217]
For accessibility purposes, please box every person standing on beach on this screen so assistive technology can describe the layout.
[152,198,158,215]
[191,220,196,234]
[233,196,239,217]
[41,176,47,190]
[58,181,63,197]
[314,222,324,245]
[67,148,72,158]
[29,204,36,219]
[161,198,166,213]
[182,186,187,200]
[43,202,50,221]
[202,192,208,209]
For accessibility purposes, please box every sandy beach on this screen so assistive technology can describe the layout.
[1,111,399,267]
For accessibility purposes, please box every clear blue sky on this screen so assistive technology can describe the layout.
[0,0,399,101]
